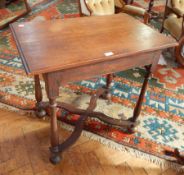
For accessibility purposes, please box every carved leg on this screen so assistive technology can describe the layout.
[128,65,152,133]
[101,74,113,103]
[106,74,113,102]
[43,73,62,164]
[49,98,61,164]
[34,75,46,118]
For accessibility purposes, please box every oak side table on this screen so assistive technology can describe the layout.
[10,14,177,164]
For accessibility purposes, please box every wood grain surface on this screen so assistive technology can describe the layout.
[10,13,177,75]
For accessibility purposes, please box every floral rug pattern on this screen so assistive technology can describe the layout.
[0,0,184,166]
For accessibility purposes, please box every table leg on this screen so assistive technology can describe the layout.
[49,98,61,164]
[165,148,184,164]
[105,74,113,102]
[34,75,46,117]
[128,65,151,133]
[42,73,62,164]
[100,74,113,103]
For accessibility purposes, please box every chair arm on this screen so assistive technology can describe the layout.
[172,7,184,17]
[123,5,146,16]
[122,5,150,24]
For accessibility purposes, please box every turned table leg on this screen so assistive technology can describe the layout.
[49,98,61,164]
[43,73,62,164]
[101,74,113,103]
[106,74,113,102]
[34,75,46,117]
[128,65,152,133]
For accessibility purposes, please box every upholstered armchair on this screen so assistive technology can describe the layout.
[161,0,184,66]
[79,0,150,24]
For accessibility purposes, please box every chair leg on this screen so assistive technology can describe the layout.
[106,74,113,101]
[148,0,154,13]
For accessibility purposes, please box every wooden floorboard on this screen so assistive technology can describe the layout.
[0,109,182,175]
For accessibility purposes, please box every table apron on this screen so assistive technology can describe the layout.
[43,50,160,86]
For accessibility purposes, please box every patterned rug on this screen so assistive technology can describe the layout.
[1,0,184,169]
[133,0,165,12]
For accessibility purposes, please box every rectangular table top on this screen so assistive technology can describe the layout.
[10,13,177,75]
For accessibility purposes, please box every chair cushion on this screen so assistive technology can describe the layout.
[172,0,184,11]
[85,0,115,16]
[172,7,184,16]
[164,13,182,40]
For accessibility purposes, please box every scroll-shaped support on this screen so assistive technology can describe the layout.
[50,88,105,164]
[56,102,138,130]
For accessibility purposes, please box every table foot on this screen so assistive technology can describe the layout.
[50,156,61,165]
[165,148,184,165]
[50,146,61,164]
[35,102,46,118]
[35,109,46,118]
[122,117,140,133]
[50,153,61,164]
[125,125,136,134]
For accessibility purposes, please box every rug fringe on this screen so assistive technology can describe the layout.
[0,102,35,116]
